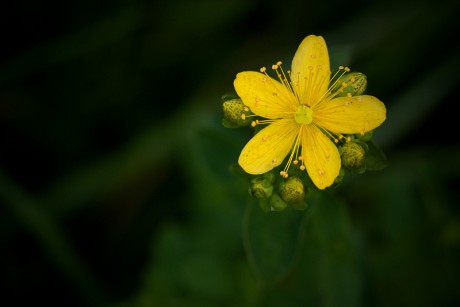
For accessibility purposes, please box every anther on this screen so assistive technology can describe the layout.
[260,67,266,73]
[244,107,249,111]
[241,114,246,120]
[342,82,348,87]
[293,160,298,165]
[339,66,344,70]
[299,165,305,171]
[308,65,313,70]
[347,137,351,142]
[251,121,256,127]
[272,64,278,70]
[276,61,282,65]
[344,67,350,72]
[298,156,303,161]
[347,93,352,98]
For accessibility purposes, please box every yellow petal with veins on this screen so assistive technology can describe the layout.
[239,119,299,174]
[291,35,330,107]
[234,72,296,119]
[301,125,340,190]
[313,95,386,134]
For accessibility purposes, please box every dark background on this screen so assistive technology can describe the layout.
[1,0,459,306]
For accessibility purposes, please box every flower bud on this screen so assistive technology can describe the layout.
[269,193,288,211]
[340,141,366,170]
[279,177,306,203]
[334,72,367,97]
[356,130,373,142]
[222,98,253,128]
[249,176,274,200]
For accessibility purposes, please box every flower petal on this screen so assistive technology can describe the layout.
[301,125,341,190]
[313,95,386,134]
[291,35,330,107]
[239,119,299,174]
[234,71,296,119]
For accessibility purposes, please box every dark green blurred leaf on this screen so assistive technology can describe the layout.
[365,140,388,171]
[242,203,308,285]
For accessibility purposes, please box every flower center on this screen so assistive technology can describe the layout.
[294,105,313,124]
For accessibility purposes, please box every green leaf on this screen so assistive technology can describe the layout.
[365,140,388,171]
[242,202,308,285]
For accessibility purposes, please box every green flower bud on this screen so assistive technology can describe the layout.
[279,177,306,203]
[356,130,373,142]
[341,141,366,170]
[249,176,274,200]
[334,72,367,97]
[269,193,288,211]
[222,99,253,128]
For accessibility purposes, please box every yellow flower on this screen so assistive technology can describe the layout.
[234,35,386,190]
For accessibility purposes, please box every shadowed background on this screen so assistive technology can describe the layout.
[1,0,459,306]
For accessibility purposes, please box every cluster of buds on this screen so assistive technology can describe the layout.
[245,171,308,212]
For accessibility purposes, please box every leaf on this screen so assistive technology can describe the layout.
[365,140,388,171]
[242,202,308,285]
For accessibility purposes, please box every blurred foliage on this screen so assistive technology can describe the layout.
[1,0,459,306]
